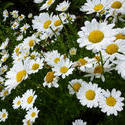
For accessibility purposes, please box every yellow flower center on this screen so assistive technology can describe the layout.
[94,4,104,12]
[32,63,39,70]
[54,20,61,27]
[46,72,55,83]
[29,40,34,47]
[115,33,125,40]
[94,65,103,74]
[1,68,5,73]
[78,58,88,66]
[27,120,31,125]
[106,44,119,55]
[44,20,52,29]
[72,83,81,92]
[54,57,60,64]
[106,96,116,106]
[94,56,100,62]
[16,70,26,82]
[27,96,33,104]
[60,66,68,73]
[31,112,36,117]
[30,54,35,59]
[17,100,21,105]
[88,30,104,43]
[2,113,6,118]
[15,48,19,53]
[62,7,67,11]
[111,1,122,9]
[3,57,7,62]
[13,24,17,27]
[47,0,53,5]
[85,90,96,100]
[3,90,8,96]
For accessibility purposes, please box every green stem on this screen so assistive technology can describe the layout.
[99,51,104,73]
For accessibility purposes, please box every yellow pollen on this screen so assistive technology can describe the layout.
[2,113,6,118]
[106,44,119,55]
[1,68,5,73]
[111,1,122,9]
[62,7,67,11]
[13,24,17,27]
[32,63,39,70]
[85,90,96,100]
[115,33,125,40]
[47,0,53,5]
[30,54,35,59]
[13,12,17,15]
[54,20,61,27]
[94,65,103,74]
[44,20,52,29]
[17,100,21,105]
[72,83,81,92]
[54,57,60,64]
[94,56,100,62]
[31,112,36,117]
[60,66,68,73]
[16,70,26,82]
[46,72,55,83]
[106,96,116,106]
[15,48,19,53]
[27,96,33,104]
[94,4,104,12]
[78,58,88,66]
[29,40,34,47]
[88,30,104,43]
[3,90,8,96]
[3,57,7,62]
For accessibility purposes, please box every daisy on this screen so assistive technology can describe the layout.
[56,1,71,12]
[101,39,125,61]
[68,79,87,95]
[43,71,59,88]
[3,10,9,21]
[77,19,116,52]
[16,35,23,41]
[0,77,4,84]
[0,38,9,50]
[77,82,102,108]
[11,22,19,30]
[69,47,77,56]
[24,58,44,74]
[52,58,74,79]
[25,107,39,122]
[0,88,10,100]
[22,119,33,125]
[40,0,55,11]
[28,51,41,60]
[21,89,37,110]
[11,10,18,18]
[0,65,8,75]
[80,0,110,14]
[114,28,125,41]
[34,0,43,3]
[99,89,124,116]
[0,109,8,122]
[28,13,33,18]
[1,53,9,63]
[72,119,87,125]
[12,96,22,109]
[18,14,25,21]
[44,50,64,67]
[20,23,30,33]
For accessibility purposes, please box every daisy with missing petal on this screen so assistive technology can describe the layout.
[43,71,59,88]
[101,39,125,61]
[52,58,74,79]
[77,19,116,52]
[72,119,87,125]
[68,79,87,95]
[0,109,8,122]
[24,58,44,74]
[3,10,9,21]
[25,107,39,122]
[44,50,64,67]
[56,1,71,12]
[80,0,110,14]
[99,89,124,116]
[40,0,55,10]
[77,82,102,108]
[12,96,22,109]
[0,38,9,50]
[21,89,37,110]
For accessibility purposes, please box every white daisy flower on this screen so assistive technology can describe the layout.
[28,13,33,18]
[52,58,74,79]
[43,71,59,88]
[1,53,9,63]
[12,96,22,109]
[28,51,41,60]
[0,65,8,75]
[34,0,43,3]
[20,23,30,33]
[21,89,37,110]
[25,107,39,122]
[11,22,19,30]
[0,77,4,84]
[3,10,9,21]
[16,35,23,41]
[44,50,64,67]
[56,1,71,12]
[0,38,9,50]
[0,88,11,100]
[80,0,110,14]
[77,82,102,108]
[11,10,18,18]
[40,0,55,10]
[0,109,8,122]
[99,89,124,116]
[24,58,44,74]
[72,119,87,125]
[77,19,116,52]
[22,119,33,125]
[68,79,87,95]
[69,47,77,56]
[18,14,25,21]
